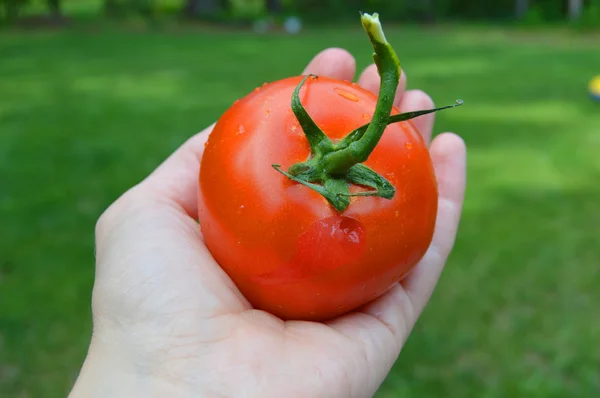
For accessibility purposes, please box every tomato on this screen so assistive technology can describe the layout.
[196,12,462,321]
[198,75,438,321]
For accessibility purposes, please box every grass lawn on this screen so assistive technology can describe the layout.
[1,21,599,397]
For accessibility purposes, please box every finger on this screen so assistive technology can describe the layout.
[402,132,466,314]
[398,90,436,145]
[327,132,466,357]
[326,284,415,383]
[93,186,250,319]
[93,125,251,319]
[302,47,356,81]
[141,123,214,218]
[357,63,407,108]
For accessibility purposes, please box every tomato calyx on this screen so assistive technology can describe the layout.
[273,12,464,212]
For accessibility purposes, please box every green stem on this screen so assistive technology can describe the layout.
[291,75,334,156]
[271,12,463,213]
[323,12,401,175]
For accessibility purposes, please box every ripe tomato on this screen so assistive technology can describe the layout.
[198,75,438,321]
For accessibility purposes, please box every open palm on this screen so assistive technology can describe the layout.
[70,48,466,398]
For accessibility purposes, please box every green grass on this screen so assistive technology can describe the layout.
[1,22,599,398]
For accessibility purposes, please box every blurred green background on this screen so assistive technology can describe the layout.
[1,0,599,397]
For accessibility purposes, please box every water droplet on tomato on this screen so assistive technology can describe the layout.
[233,99,240,104]
[236,124,245,135]
[405,142,413,150]
[394,210,400,217]
[254,87,261,93]
[262,82,268,86]
[254,218,365,285]
[334,88,359,102]
[265,109,271,115]
[292,216,366,274]
[362,113,371,121]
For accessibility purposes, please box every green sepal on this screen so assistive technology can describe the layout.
[291,75,335,156]
[337,100,464,150]
[272,165,350,212]
[342,163,395,199]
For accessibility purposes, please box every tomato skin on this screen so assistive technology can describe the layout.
[198,75,438,321]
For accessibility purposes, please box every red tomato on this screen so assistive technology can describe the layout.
[198,75,438,321]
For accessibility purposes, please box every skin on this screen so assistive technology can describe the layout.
[69,48,466,398]
[199,76,438,321]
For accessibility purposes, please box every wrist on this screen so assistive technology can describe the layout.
[68,336,182,398]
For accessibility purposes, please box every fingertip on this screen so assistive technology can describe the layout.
[398,89,435,144]
[140,123,216,218]
[302,47,356,81]
[404,89,434,108]
[430,132,467,161]
[429,132,467,251]
[397,70,408,104]
[430,132,467,190]
[357,63,380,93]
[358,64,407,105]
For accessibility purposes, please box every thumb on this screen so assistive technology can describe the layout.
[92,161,248,328]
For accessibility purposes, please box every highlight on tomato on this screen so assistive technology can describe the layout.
[198,12,463,321]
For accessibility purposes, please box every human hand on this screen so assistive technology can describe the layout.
[69,48,466,398]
